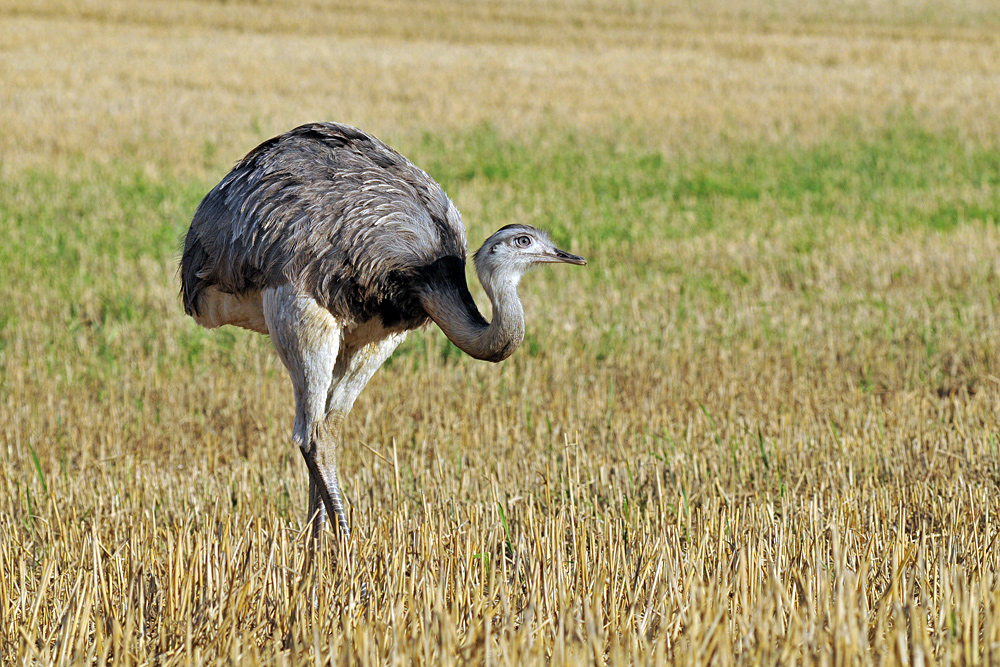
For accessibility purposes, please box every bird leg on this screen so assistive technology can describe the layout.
[263,285,407,597]
[262,286,345,550]
[301,414,351,543]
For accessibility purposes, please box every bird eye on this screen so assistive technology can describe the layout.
[515,235,531,248]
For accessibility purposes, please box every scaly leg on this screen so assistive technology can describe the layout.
[320,332,410,533]
[262,286,345,546]
[265,285,408,588]
[302,414,350,541]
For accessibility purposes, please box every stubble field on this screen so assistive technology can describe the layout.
[3,1,1000,664]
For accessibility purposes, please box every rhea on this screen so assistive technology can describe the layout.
[180,122,585,548]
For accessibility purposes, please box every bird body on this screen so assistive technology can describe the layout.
[180,122,585,547]
[182,123,464,333]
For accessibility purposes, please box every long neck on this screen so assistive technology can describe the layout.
[418,258,524,363]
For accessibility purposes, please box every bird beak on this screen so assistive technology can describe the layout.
[549,247,587,266]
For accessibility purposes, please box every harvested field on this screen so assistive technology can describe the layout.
[2,1,1000,664]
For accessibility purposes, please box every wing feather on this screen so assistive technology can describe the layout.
[180,122,468,326]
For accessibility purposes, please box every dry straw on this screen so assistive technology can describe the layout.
[3,0,1000,664]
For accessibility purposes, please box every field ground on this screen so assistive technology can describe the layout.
[3,1,1000,664]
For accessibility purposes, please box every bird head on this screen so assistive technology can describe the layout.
[473,224,586,291]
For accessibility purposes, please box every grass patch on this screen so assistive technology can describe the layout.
[412,118,1000,245]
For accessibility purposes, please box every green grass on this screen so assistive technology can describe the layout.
[2,119,994,288]
[408,118,1000,246]
[2,119,997,392]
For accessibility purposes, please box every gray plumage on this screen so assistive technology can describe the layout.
[183,123,466,331]
[180,122,585,562]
